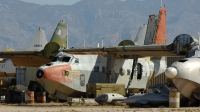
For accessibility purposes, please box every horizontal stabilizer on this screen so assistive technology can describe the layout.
[25,28,47,51]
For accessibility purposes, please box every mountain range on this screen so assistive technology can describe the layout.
[0,0,199,50]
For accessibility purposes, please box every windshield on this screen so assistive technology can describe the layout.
[62,57,71,62]
[52,56,71,62]
[52,57,60,62]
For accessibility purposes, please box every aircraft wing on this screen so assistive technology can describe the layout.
[0,51,50,67]
[63,44,177,58]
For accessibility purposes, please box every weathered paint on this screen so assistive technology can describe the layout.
[35,53,168,99]
[25,67,38,86]
[154,7,166,44]
[49,20,68,49]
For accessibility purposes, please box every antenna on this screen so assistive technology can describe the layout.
[83,41,86,48]
[198,32,200,50]
[161,0,162,7]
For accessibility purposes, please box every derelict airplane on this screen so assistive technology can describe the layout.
[95,84,170,107]
[33,6,181,100]
[165,33,200,105]
[0,28,47,77]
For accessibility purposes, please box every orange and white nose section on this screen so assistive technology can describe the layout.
[165,67,177,79]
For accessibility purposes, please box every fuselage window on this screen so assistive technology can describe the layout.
[65,71,69,76]
[94,66,99,72]
[75,59,79,63]
[62,57,71,62]
[137,63,142,80]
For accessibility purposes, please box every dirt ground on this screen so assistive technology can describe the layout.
[0,103,200,112]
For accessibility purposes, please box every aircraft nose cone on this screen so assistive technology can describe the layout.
[165,67,177,79]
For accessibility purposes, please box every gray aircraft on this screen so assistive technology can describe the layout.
[95,84,170,107]
[165,33,200,106]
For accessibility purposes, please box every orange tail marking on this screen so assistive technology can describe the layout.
[155,7,166,44]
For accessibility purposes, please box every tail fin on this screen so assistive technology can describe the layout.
[42,20,68,60]
[154,7,166,44]
[49,20,68,49]
[144,7,166,45]
[25,28,47,51]
[134,24,147,45]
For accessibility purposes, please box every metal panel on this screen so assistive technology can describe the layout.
[25,67,38,86]
[16,67,26,85]
[149,56,185,87]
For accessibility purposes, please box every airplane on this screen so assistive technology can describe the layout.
[0,28,48,77]
[95,84,171,107]
[0,7,189,101]
[32,6,183,101]
[0,20,68,67]
[165,33,200,106]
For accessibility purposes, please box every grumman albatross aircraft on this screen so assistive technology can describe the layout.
[33,6,189,100]
[0,28,47,77]
[165,33,200,106]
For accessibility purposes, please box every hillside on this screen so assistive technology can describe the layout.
[0,0,199,49]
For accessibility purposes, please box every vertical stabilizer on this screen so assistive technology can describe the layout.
[42,20,68,60]
[134,24,147,45]
[154,7,166,44]
[144,15,157,45]
[144,7,166,45]
[50,20,68,49]
[25,28,47,51]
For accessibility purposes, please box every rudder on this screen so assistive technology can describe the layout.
[144,7,166,45]
[50,20,68,49]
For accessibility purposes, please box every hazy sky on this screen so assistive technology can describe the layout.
[20,0,81,5]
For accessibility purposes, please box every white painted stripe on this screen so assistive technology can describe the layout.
[169,98,180,102]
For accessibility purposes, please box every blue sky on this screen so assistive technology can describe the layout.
[20,0,81,5]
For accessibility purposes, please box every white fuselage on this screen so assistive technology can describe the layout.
[35,53,167,99]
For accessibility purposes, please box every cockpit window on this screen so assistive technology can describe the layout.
[178,59,187,62]
[52,56,71,62]
[62,57,71,62]
[52,57,60,62]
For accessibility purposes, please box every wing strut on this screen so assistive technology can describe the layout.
[126,56,138,95]
[106,52,115,83]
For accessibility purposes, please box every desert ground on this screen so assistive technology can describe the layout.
[0,103,200,112]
